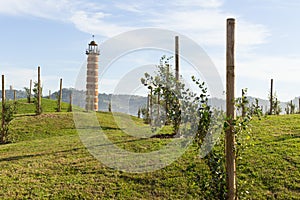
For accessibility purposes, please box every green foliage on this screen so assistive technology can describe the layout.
[236,88,249,117]
[285,101,295,114]
[0,105,299,199]
[233,89,263,198]
[67,100,73,112]
[141,55,177,128]
[141,55,228,198]
[268,92,281,115]
[137,108,141,118]
[139,106,149,124]
[54,92,61,112]
[23,87,31,103]
[0,101,17,144]
[32,81,42,115]
[108,102,112,112]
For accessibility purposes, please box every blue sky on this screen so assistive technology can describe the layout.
[0,0,299,101]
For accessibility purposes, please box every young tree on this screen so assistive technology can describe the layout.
[0,101,17,144]
[24,87,31,103]
[137,108,141,118]
[108,102,112,112]
[235,89,249,117]
[285,100,295,114]
[268,92,281,115]
[141,55,184,135]
[32,82,42,115]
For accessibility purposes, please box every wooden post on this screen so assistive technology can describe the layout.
[226,18,236,200]
[241,89,245,117]
[108,102,111,112]
[147,94,150,124]
[14,90,16,102]
[298,98,300,114]
[165,63,170,125]
[157,92,160,126]
[269,79,273,115]
[69,92,73,112]
[58,78,62,112]
[37,66,42,115]
[29,79,32,103]
[1,75,5,143]
[149,88,153,125]
[49,90,51,99]
[175,36,179,82]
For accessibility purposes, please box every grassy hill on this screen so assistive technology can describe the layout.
[0,99,299,199]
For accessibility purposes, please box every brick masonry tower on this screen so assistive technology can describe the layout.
[85,36,100,111]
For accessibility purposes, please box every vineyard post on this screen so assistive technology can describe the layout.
[226,18,236,200]
[175,36,179,82]
[58,78,62,112]
[165,63,170,124]
[157,92,160,126]
[299,98,300,113]
[149,88,153,125]
[37,66,42,115]
[146,94,150,123]
[269,79,273,115]
[241,89,246,117]
[69,92,73,112]
[1,75,5,143]
[14,90,16,102]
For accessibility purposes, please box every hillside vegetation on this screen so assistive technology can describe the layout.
[0,99,299,199]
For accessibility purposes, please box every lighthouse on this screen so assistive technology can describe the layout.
[85,36,100,111]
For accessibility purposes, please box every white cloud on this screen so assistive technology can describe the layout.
[113,3,143,13]
[0,0,270,48]
[171,0,224,8]
[237,55,300,82]
[69,10,133,37]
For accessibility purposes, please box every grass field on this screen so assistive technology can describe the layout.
[0,99,299,199]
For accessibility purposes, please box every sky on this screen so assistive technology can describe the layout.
[0,0,299,102]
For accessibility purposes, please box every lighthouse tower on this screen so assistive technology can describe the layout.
[85,37,100,111]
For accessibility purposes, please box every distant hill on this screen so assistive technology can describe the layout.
[1,88,299,115]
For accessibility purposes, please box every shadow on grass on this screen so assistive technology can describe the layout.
[76,126,123,131]
[0,137,151,163]
[0,147,83,162]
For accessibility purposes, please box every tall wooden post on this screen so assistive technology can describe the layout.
[14,90,16,102]
[147,94,150,124]
[69,92,73,112]
[157,92,160,126]
[241,89,246,117]
[29,79,32,103]
[58,78,62,112]
[37,66,42,115]
[298,98,300,114]
[269,79,273,115]
[1,75,5,143]
[175,36,179,82]
[149,88,153,125]
[165,63,170,125]
[226,18,236,200]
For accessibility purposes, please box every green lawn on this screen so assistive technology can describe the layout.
[0,99,299,199]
